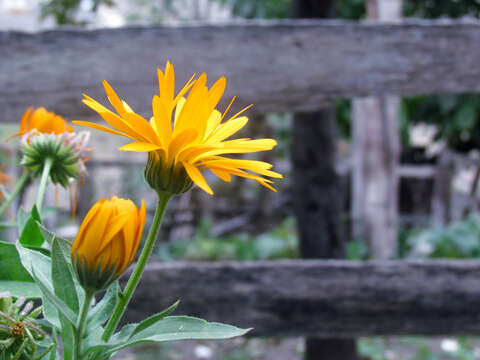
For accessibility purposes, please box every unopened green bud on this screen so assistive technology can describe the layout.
[144,151,193,195]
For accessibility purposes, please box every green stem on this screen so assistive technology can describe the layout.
[36,157,54,213]
[0,170,30,218]
[74,291,93,360]
[102,192,172,341]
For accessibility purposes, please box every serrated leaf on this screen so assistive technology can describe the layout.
[52,237,79,314]
[130,300,179,338]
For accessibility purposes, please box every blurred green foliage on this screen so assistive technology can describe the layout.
[403,95,480,152]
[40,0,114,24]
[358,337,477,360]
[406,214,480,259]
[156,217,297,261]
[215,0,291,19]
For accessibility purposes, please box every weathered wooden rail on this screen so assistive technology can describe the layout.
[123,260,480,337]
[2,19,480,121]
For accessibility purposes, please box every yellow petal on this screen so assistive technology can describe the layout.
[206,116,248,143]
[206,76,226,111]
[152,95,172,148]
[97,212,130,254]
[73,121,129,138]
[130,200,146,264]
[210,168,231,182]
[204,110,222,138]
[82,96,145,141]
[118,142,163,152]
[168,129,198,162]
[182,161,213,195]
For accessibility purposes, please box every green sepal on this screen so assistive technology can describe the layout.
[72,255,119,294]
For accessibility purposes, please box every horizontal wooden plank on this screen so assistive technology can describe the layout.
[2,19,480,122]
[122,259,480,337]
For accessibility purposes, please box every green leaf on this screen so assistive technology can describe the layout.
[19,206,44,248]
[31,268,77,325]
[37,222,72,249]
[130,300,179,338]
[0,240,40,298]
[87,282,120,329]
[17,208,30,233]
[130,316,251,342]
[51,237,79,314]
[59,316,75,360]
[86,316,251,357]
[49,328,58,360]
[16,244,61,327]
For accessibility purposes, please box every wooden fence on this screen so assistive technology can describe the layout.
[3,19,480,337]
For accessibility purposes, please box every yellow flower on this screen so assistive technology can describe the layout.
[74,62,282,195]
[71,197,146,292]
[15,107,73,138]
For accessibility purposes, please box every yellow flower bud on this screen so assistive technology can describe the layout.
[72,197,146,292]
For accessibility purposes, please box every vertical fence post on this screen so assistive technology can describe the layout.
[292,2,358,359]
[351,0,402,259]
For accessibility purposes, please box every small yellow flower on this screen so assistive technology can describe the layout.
[74,62,282,195]
[14,107,73,139]
[72,197,146,292]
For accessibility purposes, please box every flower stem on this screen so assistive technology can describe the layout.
[102,192,172,341]
[0,170,30,219]
[36,157,54,214]
[74,291,93,360]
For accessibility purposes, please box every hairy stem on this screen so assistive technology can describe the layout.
[73,291,93,360]
[36,157,54,213]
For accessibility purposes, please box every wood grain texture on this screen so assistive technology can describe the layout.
[2,19,480,122]
[123,260,480,337]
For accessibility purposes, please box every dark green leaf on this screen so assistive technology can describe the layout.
[19,207,44,248]
[0,240,40,298]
